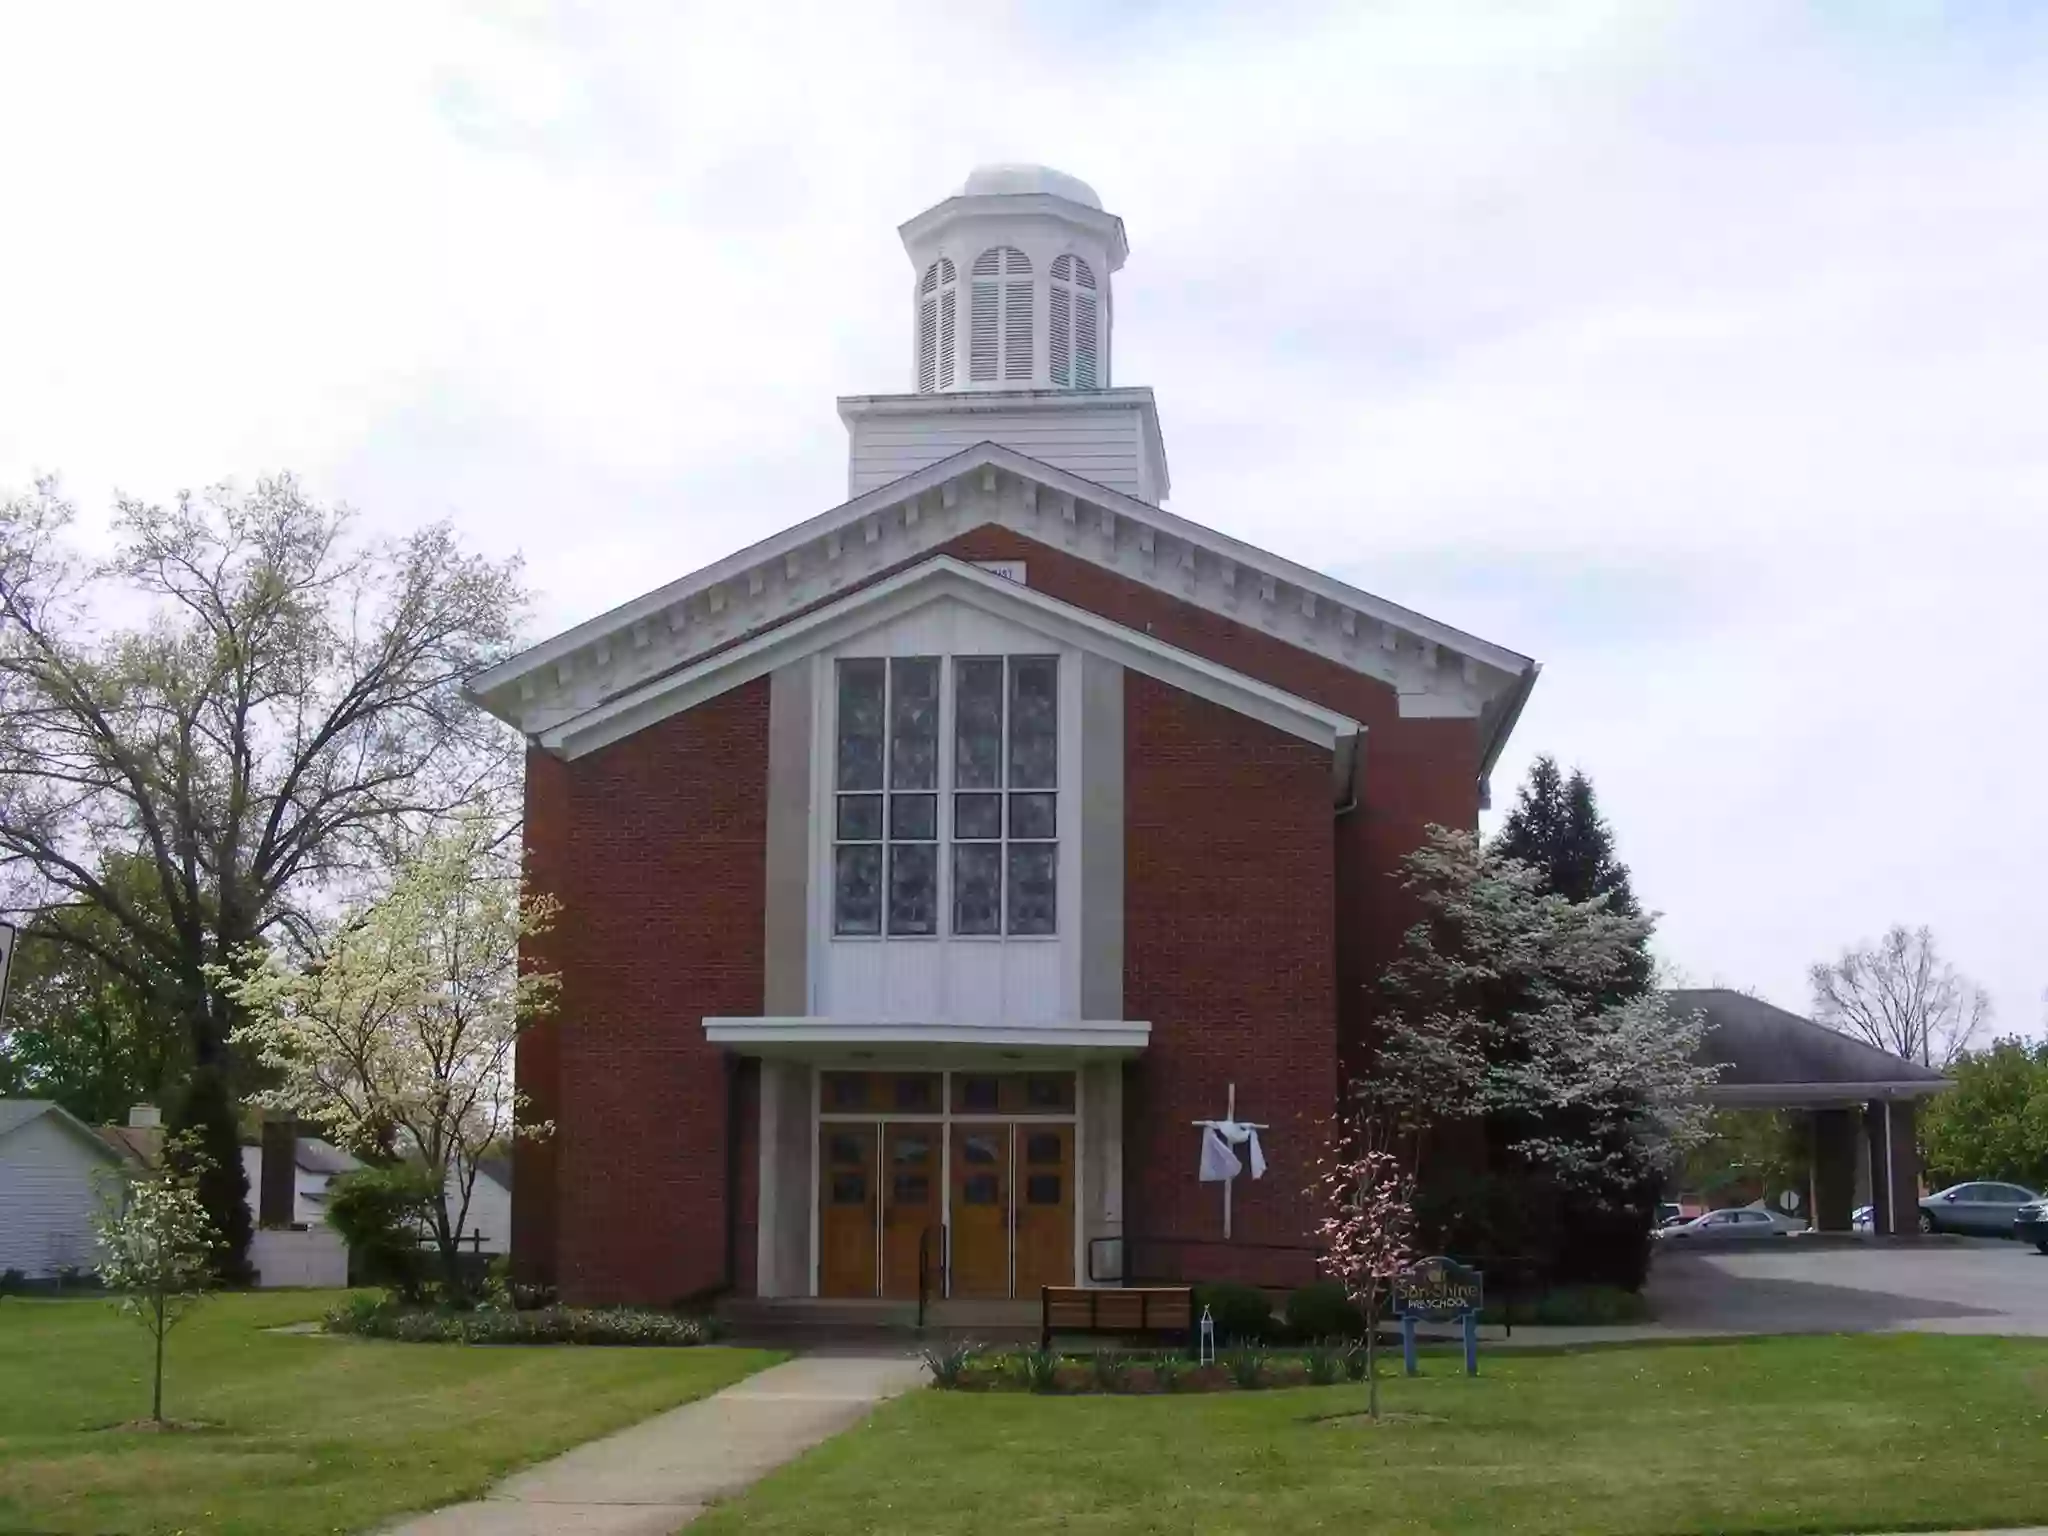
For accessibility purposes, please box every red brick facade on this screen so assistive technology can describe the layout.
[517,682,769,1304]
[515,528,1483,1302]
[1123,674,1337,1286]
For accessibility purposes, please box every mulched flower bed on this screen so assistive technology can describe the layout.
[929,1345,1374,1394]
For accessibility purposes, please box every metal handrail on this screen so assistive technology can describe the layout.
[917,1223,946,1328]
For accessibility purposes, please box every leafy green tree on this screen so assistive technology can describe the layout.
[0,476,524,1266]
[1921,1039,2048,1188]
[93,1133,218,1425]
[1682,1109,1812,1205]
[0,856,188,1122]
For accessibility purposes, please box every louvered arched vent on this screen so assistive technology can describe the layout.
[916,258,958,393]
[969,246,1032,383]
[1050,254,1099,389]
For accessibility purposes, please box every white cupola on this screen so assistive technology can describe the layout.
[839,164,1166,505]
[898,164,1129,395]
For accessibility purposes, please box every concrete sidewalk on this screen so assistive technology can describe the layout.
[382,1351,926,1535]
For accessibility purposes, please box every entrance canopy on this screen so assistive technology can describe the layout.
[703,1015,1149,1063]
[1674,988,1952,1108]
[1673,988,1951,1237]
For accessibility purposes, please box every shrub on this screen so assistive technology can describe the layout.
[0,1268,25,1295]
[326,1164,441,1302]
[921,1339,981,1388]
[1223,1344,1269,1389]
[323,1299,721,1346]
[1091,1348,1134,1393]
[1528,1283,1651,1327]
[1194,1282,1274,1345]
[1150,1352,1187,1392]
[1010,1344,1063,1393]
[54,1265,105,1292]
[1285,1281,1365,1341]
[1303,1341,1346,1385]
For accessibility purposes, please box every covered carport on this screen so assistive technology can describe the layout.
[1672,988,1953,1235]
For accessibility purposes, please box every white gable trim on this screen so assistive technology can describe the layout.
[536,556,1362,770]
[468,444,1534,748]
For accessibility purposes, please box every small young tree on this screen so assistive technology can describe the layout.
[94,1137,218,1425]
[224,810,558,1298]
[1310,1113,1415,1421]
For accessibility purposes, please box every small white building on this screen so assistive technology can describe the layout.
[0,1099,127,1279]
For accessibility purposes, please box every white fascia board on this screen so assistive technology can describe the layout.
[469,440,1526,706]
[538,555,1362,761]
[704,1016,1152,1053]
[1703,1080,1953,1107]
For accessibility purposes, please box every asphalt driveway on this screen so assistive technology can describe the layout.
[1647,1239,2048,1336]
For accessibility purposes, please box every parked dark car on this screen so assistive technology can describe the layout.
[2015,1199,2048,1253]
[1919,1181,2042,1236]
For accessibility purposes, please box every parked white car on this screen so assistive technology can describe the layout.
[1655,1206,1808,1241]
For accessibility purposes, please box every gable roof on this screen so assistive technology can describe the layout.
[1672,988,1952,1104]
[0,1099,128,1164]
[534,554,1363,791]
[468,443,1537,793]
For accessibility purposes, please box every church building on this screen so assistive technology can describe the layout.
[471,164,1538,1308]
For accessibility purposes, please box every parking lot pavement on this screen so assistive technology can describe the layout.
[1647,1239,2048,1336]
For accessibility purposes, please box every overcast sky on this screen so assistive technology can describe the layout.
[3,1,2042,1030]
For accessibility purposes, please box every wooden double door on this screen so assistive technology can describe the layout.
[817,1120,1074,1299]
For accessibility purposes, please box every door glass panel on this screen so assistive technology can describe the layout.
[955,1076,1000,1113]
[831,1172,866,1204]
[1026,1173,1061,1205]
[892,1174,930,1205]
[828,1132,868,1165]
[1026,1132,1063,1165]
[823,1073,870,1113]
[892,1076,938,1114]
[963,1173,999,1204]
[1024,1074,1074,1112]
[961,1134,1000,1165]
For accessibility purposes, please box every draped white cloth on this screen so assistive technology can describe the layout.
[1196,1120,1266,1183]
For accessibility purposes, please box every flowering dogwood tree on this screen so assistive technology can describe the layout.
[94,1136,217,1424]
[1310,1112,1415,1421]
[225,810,559,1294]
[1367,828,1716,1179]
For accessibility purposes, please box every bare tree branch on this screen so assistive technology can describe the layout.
[1809,924,1991,1069]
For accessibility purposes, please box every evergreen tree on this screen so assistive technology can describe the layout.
[1492,756,1650,999]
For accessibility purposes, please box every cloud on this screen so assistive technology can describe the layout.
[1,0,2041,1028]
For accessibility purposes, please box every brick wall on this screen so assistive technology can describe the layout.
[932,528,1482,1070]
[1122,673,1337,1282]
[516,680,769,1303]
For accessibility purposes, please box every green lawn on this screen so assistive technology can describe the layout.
[0,1289,780,1536]
[693,1335,2048,1536]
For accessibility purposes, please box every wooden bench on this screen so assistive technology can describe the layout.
[1040,1285,1194,1349]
